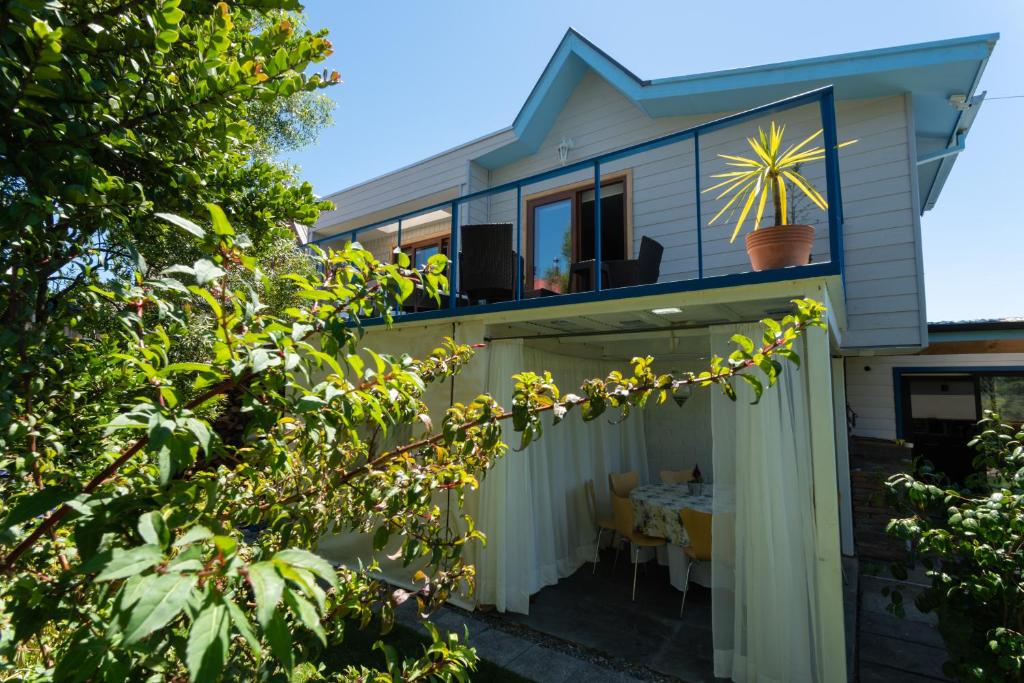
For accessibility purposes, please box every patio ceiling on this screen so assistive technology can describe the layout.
[484,295,798,361]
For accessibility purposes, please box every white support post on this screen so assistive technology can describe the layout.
[832,357,855,556]
[803,283,847,681]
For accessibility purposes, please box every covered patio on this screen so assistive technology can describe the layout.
[320,282,848,682]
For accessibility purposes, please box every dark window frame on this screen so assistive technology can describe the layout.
[524,178,628,292]
[397,234,450,269]
[893,366,1024,439]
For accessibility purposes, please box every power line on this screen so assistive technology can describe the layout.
[986,95,1024,100]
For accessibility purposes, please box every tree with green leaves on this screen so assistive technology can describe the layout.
[0,0,337,327]
[887,414,1024,682]
[0,200,826,680]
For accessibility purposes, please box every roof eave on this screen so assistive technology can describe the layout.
[919,40,996,213]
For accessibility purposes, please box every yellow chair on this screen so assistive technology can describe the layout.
[608,470,639,497]
[679,507,712,616]
[659,468,695,485]
[584,479,617,574]
[611,492,666,600]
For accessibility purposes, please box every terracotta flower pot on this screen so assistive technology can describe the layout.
[744,224,815,271]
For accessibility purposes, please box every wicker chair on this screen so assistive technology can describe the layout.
[458,223,522,304]
[569,236,664,291]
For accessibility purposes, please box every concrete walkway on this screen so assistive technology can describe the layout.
[397,601,662,682]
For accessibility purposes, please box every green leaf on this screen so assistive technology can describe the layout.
[162,6,185,25]
[296,395,326,412]
[273,549,339,589]
[184,417,213,455]
[193,259,226,285]
[138,511,169,548]
[156,212,205,239]
[94,544,163,581]
[775,348,801,367]
[175,525,213,547]
[52,632,105,682]
[121,573,197,644]
[731,334,755,354]
[205,204,234,236]
[372,525,389,552]
[160,362,217,377]
[737,374,764,404]
[291,322,314,342]
[284,590,327,645]
[186,597,229,683]
[264,609,294,673]
[0,487,75,531]
[103,412,149,434]
[346,353,365,378]
[250,348,279,374]
[224,594,261,656]
[247,561,284,628]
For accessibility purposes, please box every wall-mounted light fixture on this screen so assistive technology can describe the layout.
[557,138,575,166]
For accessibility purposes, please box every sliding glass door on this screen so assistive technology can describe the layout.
[530,198,573,293]
[526,180,627,294]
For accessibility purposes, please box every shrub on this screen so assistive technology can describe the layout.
[887,413,1024,682]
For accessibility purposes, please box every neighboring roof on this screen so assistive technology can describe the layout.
[927,318,1024,343]
[929,318,1024,332]
[472,29,998,214]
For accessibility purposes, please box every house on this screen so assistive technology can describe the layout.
[310,30,998,682]
[845,318,1023,562]
[847,317,1024,446]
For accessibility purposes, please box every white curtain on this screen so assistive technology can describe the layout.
[710,324,826,682]
[474,340,649,614]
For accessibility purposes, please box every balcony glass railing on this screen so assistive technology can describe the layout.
[310,86,845,320]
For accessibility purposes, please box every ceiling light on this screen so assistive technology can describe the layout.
[651,307,682,315]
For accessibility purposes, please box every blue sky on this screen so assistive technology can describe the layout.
[283,1,1024,322]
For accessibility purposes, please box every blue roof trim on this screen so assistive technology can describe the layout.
[475,29,999,210]
[643,33,997,92]
[512,29,646,135]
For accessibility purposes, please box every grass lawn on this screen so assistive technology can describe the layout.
[319,620,533,682]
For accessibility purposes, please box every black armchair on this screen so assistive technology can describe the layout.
[458,223,523,303]
[570,236,664,291]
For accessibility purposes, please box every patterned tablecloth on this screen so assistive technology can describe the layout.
[629,483,713,547]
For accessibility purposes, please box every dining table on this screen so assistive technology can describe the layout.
[629,482,714,591]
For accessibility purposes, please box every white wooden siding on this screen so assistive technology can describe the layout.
[316,129,516,231]
[845,353,1024,440]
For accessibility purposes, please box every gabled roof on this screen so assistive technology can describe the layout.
[474,29,998,214]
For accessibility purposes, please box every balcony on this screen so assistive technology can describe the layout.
[310,87,845,323]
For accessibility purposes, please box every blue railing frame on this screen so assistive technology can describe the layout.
[312,85,846,323]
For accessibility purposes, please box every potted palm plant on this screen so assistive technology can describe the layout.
[703,122,855,271]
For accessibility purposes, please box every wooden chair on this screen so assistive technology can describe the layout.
[659,468,695,485]
[608,470,639,497]
[679,507,713,616]
[584,479,616,574]
[611,492,666,600]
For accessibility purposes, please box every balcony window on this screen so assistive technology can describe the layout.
[526,178,628,294]
[398,235,449,270]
